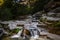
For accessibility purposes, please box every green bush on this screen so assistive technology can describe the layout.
[54,22,60,27]
[0,8,13,21]
[12,28,20,33]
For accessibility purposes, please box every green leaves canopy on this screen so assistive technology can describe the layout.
[0,0,50,21]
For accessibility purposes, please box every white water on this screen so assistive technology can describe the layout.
[11,28,23,38]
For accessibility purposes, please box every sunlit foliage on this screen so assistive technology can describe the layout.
[0,0,4,6]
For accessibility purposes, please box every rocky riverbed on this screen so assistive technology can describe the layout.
[0,20,60,40]
[2,35,51,40]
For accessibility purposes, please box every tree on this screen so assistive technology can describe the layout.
[0,0,51,20]
[0,0,4,6]
[0,8,13,21]
[32,0,50,13]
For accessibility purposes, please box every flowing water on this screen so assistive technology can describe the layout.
[0,19,52,40]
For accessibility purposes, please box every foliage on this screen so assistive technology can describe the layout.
[54,22,60,27]
[0,0,4,6]
[0,8,13,21]
[12,28,20,33]
[49,22,60,35]
[0,0,50,20]
[32,0,50,14]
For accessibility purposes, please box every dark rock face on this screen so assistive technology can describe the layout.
[47,7,60,18]
[51,7,60,13]
[54,0,60,2]
[0,28,3,38]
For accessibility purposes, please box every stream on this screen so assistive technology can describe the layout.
[0,20,51,40]
[0,16,60,40]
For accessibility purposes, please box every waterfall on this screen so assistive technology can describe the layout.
[17,30,23,36]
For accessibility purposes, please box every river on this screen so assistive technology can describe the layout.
[0,17,60,40]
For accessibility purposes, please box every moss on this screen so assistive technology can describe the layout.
[12,28,20,34]
[54,22,60,27]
